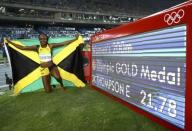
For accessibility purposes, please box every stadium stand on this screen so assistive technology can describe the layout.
[0,25,103,40]
[0,0,140,25]
[0,26,37,39]
[1,0,186,16]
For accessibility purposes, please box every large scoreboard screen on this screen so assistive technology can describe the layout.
[92,25,186,129]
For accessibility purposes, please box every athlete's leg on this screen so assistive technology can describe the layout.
[50,66,66,90]
[42,75,52,93]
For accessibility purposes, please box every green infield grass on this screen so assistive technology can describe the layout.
[0,86,167,131]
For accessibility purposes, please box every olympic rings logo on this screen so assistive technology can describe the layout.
[164,9,185,25]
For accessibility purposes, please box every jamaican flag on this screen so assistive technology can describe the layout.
[4,36,85,95]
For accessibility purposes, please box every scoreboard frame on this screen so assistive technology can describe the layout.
[90,1,192,130]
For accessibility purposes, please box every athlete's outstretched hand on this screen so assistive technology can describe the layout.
[75,33,80,40]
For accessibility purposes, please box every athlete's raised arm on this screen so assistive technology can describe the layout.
[6,38,37,51]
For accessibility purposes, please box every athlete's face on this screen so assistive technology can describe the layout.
[39,34,48,46]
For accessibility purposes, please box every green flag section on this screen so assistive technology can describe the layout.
[4,36,85,95]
